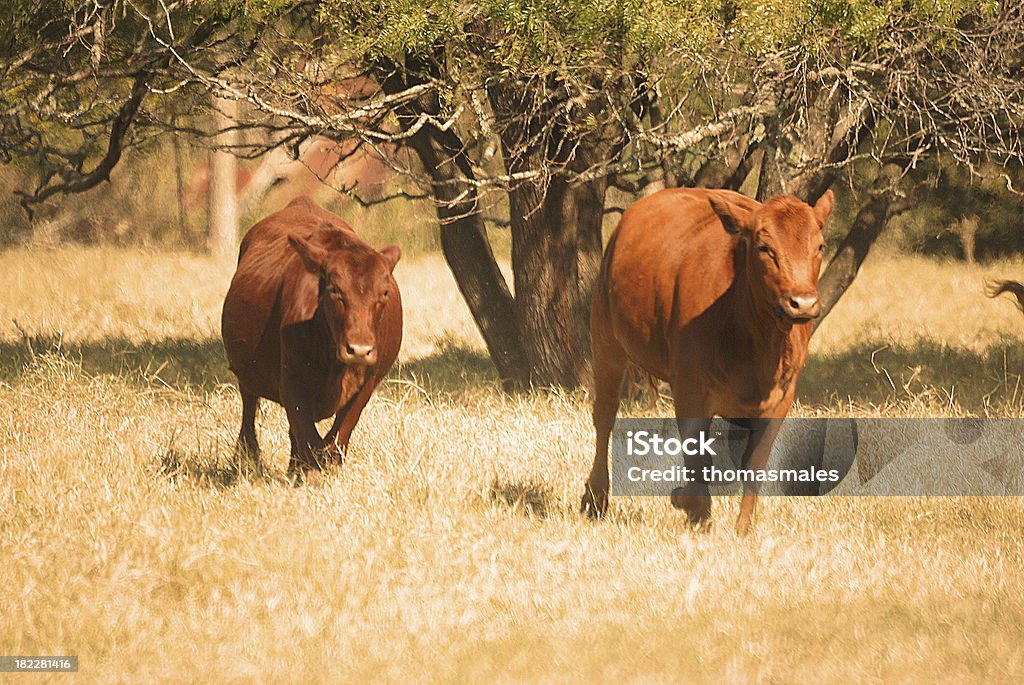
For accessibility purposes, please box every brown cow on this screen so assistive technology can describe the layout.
[221,196,402,476]
[581,187,834,534]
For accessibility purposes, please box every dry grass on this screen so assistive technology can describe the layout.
[2,246,1024,683]
[813,252,1024,354]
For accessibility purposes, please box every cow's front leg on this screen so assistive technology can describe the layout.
[322,378,375,466]
[735,417,784,536]
[287,424,325,471]
[282,392,326,478]
[670,416,714,525]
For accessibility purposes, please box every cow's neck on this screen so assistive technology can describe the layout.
[729,252,808,395]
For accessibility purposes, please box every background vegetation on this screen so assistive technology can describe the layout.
[5,146,1024,264]
[3,0,1022,386]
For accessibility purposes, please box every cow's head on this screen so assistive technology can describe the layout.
[709,190,834,323]
[288,235,400,366]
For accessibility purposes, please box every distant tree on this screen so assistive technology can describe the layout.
[0,2,240,249]
[2,1,1023,387]
[208,94,239,259]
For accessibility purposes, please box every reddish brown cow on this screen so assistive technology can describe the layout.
[221,196,402,475]
[581,188,834,534]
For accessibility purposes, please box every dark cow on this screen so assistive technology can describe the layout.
[581,188,834,534]
[221,196,402,476]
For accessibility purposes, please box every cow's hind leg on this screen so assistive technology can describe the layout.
[581,335,629,518]
[235,388,261,465]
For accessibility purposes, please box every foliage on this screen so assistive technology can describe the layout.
[0,0,1016,216]
[2,0,1022,386]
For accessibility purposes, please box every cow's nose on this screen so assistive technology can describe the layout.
[344,343,376,364]
[780,292,821,320]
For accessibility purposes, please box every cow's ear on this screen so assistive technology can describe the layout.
[812,189,835,228]
[380,245,401,273]
[282,235,327,326]
[708,196,751,235]
[288,234,329,273]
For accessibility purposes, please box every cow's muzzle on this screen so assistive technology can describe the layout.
[778,292,821,321]
[339,342,377,366]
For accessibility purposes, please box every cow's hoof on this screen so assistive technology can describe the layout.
[734,516,754,537]
[671,488,712,527]
[233,445,261,465]
[304,469,325,488]
[287,464,325,488]
[580,486,608,519]
[321,442,346,467]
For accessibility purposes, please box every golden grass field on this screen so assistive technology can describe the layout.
[2,246,1024,682]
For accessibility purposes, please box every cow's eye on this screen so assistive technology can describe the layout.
[818,244,825,253]
[757,245,774,257]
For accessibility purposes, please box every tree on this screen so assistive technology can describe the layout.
[208,94,240,259]
[2,1,1023,388]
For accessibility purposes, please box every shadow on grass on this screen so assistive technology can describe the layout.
[156,446,292,489]
[799,339,1024,411]
[6,331,1024,412]
[0,332,499,396]
[488,478,555,519]
[395,338,1024,412]
[157,447,255,488]
[390,342,501,396]
[0,333,231,389]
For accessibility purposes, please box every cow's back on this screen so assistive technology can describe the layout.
[598,188,755,379]
[237,195,357,259]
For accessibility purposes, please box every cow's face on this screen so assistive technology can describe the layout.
[711,190,833,323]
[289,236,401,366]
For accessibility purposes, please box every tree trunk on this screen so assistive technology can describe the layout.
[406,131,530,388]
[171,130,190,244]
[384,61,614,389]
[814,165,907,330]
[756,144,784,201]
[237,144,295,219]
[208,94,239,259]
[490,75,613,388]
[506,164,608,388]
[755,83,872,205]
[693,135,758,191]
[958,215,979,265]
[377,63,531,387]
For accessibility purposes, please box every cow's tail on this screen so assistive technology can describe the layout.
[986,279,1024,316]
